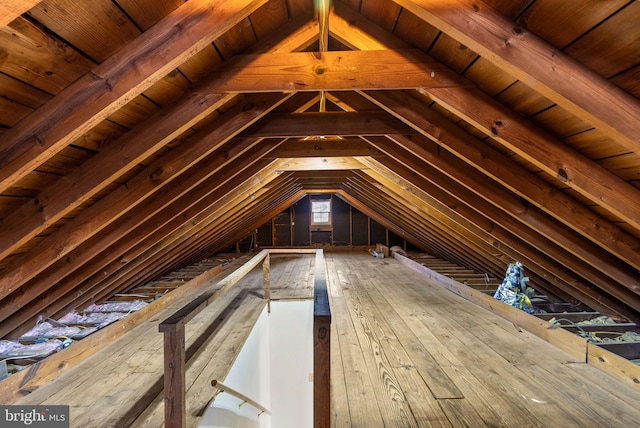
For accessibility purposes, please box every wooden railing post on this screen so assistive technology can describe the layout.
[263,252,271,313]
[162,326,186,428]
[313,249,331,428]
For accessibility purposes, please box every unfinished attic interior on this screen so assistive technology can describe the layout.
[1,0,640,425]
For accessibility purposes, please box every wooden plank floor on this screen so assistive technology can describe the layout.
[325,253,640,427]
[15,253,640,427]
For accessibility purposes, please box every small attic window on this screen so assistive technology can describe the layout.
[311,199,331,225]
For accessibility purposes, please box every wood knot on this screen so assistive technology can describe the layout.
[557,168,568,183]
[149,168,163,182]
[318,326,328,339]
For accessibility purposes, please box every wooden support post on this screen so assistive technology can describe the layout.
[349,205,353,246]
[163,326,186,428]
[314,316,331,427]
[263,253,271,313]
[313,249,331,427]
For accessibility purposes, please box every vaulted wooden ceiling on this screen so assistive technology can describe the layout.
[1,0,639,337]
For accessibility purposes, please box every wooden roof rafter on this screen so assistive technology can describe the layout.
[392,0,640,155]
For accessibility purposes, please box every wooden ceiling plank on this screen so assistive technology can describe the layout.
[0,0,41,27]
[393,0,640,158]
[241,111,416,137]
[0,92,291,309]
[0,12,319,262]
[0,0,269,195]
[425,85,640,233]
[0,93,235,261]
[0,17,96,94]
[116,0,186,31]
[196,49,469,93]
[513,0,628,50]
[27,0,142,63]
[360,90,640,272]
[331,4,640,241]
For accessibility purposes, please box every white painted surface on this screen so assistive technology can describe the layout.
[199,301,313,428]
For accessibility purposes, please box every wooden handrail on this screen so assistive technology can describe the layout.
[211,379,272,416]
[159,249,270,333]
[159,248,331,428]
[313,249,331,428]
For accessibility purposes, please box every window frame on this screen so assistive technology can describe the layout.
[310,198,332,227]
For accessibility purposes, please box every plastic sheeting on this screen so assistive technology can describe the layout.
[19,322,82,339]
[0,339,63,359]
[493,262,539,314]
[84,300,148,313]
